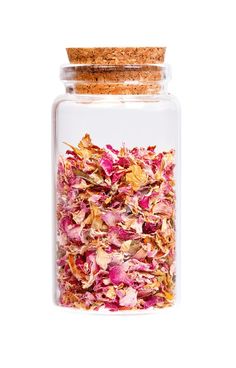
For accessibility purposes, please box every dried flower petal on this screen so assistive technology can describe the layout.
[96,248,111,270]
[143,222,158,234]
[100,155,114,176]
[139,196,150,210]
[119,287,137,308]
[109,265,131,285]
[126,165,148,191]
[102,211,121,226]
[56,134,176,311]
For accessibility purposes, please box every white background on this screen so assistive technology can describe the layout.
[0,1,236,367]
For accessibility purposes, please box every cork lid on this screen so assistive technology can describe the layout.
[66,47,166,65]
[63,47,168,95]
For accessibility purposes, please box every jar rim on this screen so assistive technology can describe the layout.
[60,63,171,81]
[60,63,171,95]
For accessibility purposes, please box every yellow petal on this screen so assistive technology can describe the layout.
[106,286,116,299]
[96,248,111,270]
[126,165,147,191]
[164,291,174,300]
[78,133,92,148]
[121,240,132,252]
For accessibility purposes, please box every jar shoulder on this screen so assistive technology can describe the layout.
[53,93,180,112]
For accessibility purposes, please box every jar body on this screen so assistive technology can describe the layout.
[53,93,180,312]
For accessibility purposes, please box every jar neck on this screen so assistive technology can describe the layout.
[60,64,170,95]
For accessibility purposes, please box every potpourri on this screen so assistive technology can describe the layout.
[56,134,176,311]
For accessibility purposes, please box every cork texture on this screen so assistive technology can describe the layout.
[66,47,166,65]
[73,83,162,95]
[64,47,166,94]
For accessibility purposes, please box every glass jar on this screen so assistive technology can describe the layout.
[53,47,180,313]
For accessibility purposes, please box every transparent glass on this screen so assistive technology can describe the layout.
[53,65,180,313]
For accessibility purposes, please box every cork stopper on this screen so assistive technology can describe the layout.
[66,47,166,65]
[63,47,168,95]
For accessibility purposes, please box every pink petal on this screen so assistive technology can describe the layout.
[119,287,137,308]
[142,222,157,234]
[109,265,131,285]
[117,157,130,168]
[106,144,119,155]
[100,155,114,176]
[139,196,150,210]
[143,295,158,308]
[102,211,121,226]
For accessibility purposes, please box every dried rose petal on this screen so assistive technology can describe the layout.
[67,225,82,241]
[142,222,158,234]
[102,211,121,226]
[111,171,125,184]
[106,144,119,155]
[104,302,119,312]
[109,265,131,285]
[96,248,111,270]
[154,201,173,217]
[126,165,148,191]
[100,154,114,176]
[117,157,130,168]
[119,287,137,308]
[56,134,176,311]
[139,196,150,210]
[143,295,158,308]
[108,227,137,246]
